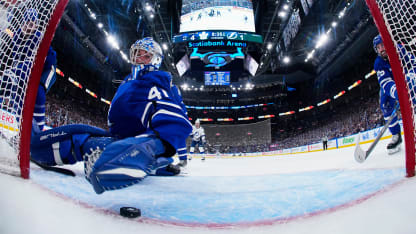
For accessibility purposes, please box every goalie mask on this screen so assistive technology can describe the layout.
[130,37,163,72]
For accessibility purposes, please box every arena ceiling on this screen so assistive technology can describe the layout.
[53,0,377,100]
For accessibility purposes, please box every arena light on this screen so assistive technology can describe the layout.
[299,106,314,112]
[315,34,329,49]
[365,70,376,79]
[348,80,362,90]
[278,11,286,18]
[338,9,346,18]
[331,21,337,27]
[317,99,331,106]
[238,117,254,121]
[258,114,275,119]
[120,51,128,61]
[306,50,315,60]
[217,118,233,122]
[97,23,103,28]
[68,77,82,89]
[107,35,120,50]
[55,68,64,77]
[279,111,295,116]
[283,4,289,10]
[199,118,213,122]
[333,91,346,99]
[100,98,111,105]
[145,5,153,12]
[267,42,273,50]
[245,82,253,90]
[85,89,98,98]
[90,13,96,20]
[162,43,168,50]
[283,56,290,64]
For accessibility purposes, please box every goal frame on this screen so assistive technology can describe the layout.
[365,0,416,177]
[18,0,69,179]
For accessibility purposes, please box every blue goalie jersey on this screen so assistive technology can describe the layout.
[108,69,192,150]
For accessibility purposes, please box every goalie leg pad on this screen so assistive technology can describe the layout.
[86,134,166,194]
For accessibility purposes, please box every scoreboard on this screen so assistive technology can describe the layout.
[204,71,230,85]
[173,31,263,44]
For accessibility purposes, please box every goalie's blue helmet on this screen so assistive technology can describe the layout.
[130,37,163,69]
[373,34,383,53]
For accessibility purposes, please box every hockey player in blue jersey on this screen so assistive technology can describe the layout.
[30,37,193,194]
[189,119,206,161]
[32,46,57,132]
[1,8,42,114]
[373,34,402,154]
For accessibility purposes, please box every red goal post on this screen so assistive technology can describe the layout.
[0,0,69,178]
[365,0,416,177]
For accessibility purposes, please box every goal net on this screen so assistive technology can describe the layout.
[366,0,416,176]
[0,0,68,178]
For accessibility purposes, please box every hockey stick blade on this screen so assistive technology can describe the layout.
[31,159,76,177]
[354,103,399,163]
[354,134,367,163]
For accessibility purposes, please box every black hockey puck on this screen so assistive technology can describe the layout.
[120,207,141,218]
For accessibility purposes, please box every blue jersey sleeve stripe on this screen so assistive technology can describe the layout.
[44,65,55,90]
[33,112,45,117]
[156,100,182,111]
[141,102,153,126]
[152,109,192,128]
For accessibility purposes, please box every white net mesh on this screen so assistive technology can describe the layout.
[0,0,61,176]
[373,0,416,175]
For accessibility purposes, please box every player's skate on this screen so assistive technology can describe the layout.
[387,133,402,154]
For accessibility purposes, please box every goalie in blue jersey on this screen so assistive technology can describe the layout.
[30,37,193,194]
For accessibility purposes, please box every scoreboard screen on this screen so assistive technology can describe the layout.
[180,0,255,33]
[204,71,230,85]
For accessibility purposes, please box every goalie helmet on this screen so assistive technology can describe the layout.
[130,37,163,69]
[373,34,383,54]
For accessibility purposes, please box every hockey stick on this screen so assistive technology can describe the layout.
[30,159,76,177]
[354,103,399,163]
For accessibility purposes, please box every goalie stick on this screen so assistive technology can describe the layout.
[30,159,76,176]
[354,103,399,163]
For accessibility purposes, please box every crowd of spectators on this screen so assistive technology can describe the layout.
[42,91,387,154]
[270,95,385,150]
[199,94,386,154]
[45,94,108,130]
